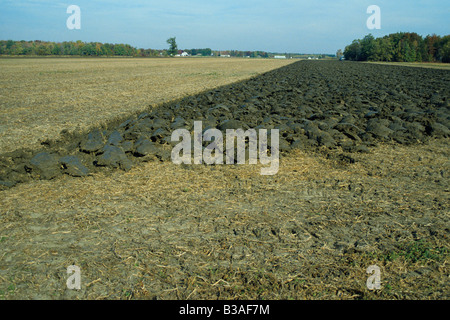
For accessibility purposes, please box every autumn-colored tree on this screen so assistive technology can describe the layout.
[424,34,441,62]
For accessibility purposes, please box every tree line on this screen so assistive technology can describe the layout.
[343,32,450,63]
[0,39,271,58]
[221,50,269,58]
[0,40,142,56]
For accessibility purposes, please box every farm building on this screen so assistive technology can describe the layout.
[175,51,190,57]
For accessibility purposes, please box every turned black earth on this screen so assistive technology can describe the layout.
[0,61,449,187]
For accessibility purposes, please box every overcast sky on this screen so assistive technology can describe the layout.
[0,0,448,53]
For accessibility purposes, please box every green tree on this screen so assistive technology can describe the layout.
[438,35,450,62]
[344,39,362,61]
[114,44,126,56]
[403,41,416,62]
[101,43,114,56]
[9,42,24,55]
[36,43,51,55]
[51,44,61,55]
[6,40,14,50]
[378,37,394,61]
[166,37,178,56]
[360,34,375,60]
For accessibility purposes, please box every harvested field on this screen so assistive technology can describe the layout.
[0,60,449,300]
[366,61,450,70]
[0,57,294,153]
